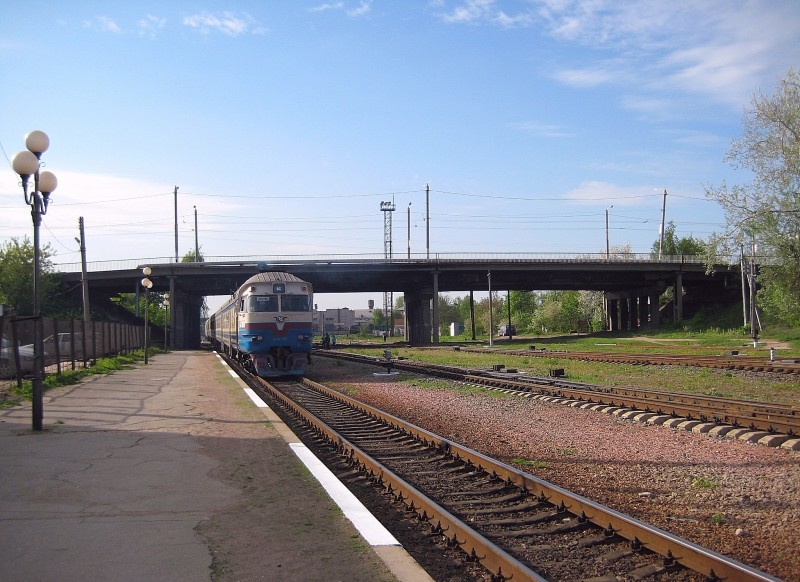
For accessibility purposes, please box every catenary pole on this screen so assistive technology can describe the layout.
[174,185,179,262]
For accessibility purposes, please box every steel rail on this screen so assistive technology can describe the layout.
[459,346,800,375]
[288,375,780,582]
[319,350,799,436]
[461,374,799,435]
[230,351,787,580]
[257,377,545,582]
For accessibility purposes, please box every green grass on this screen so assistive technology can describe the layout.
[511,458,548,469]
[341,337,800,406]
[691,476,719,489]
[6,348,166,401]
[710,513,727,525]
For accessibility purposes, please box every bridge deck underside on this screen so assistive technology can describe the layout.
[68,260,735,297]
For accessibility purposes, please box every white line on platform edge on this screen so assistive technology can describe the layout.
[212,351,399,547]
[289,442,400,547]
[243,387,269,408]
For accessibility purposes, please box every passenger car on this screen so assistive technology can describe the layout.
[0,337,36,379]
[24,332,93,362]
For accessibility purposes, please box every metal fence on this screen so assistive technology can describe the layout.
[1,316,145,390]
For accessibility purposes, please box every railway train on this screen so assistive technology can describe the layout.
[205,272,314,377]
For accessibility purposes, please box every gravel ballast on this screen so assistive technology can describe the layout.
[309,357,799,581]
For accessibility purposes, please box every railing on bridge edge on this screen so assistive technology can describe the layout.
[50,252,726,274]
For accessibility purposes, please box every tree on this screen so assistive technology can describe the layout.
[705,69,800,325]
[0,237,59,316]
[112,290,168,327]
[650,221,705,258]
[371,308,386,330]
[437,295,462,335]
[531,290,602,333]
[181,247,204,263]
[605,242,634,259]
[508,290,538,333]
[181,248,208,318]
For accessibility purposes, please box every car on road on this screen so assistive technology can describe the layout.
[498,324,517,336]
[0,337,36,379]
[23,332,89,364]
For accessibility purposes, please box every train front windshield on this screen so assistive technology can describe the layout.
[248,296,278,312]
[281,295,310,312]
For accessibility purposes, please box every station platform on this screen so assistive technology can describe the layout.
[0,350,433,582]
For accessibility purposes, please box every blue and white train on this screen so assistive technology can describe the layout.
[205,272,313,377]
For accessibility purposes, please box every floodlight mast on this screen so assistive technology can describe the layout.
[380,200,396,336]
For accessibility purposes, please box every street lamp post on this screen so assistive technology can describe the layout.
[141,267,153,364]
[12,130,58,431]
[163,294,170,350]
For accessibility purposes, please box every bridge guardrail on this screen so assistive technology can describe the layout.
[50,252,730,274]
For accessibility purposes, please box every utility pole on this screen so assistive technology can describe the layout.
[658,189,667,260]
[750,239,759,347]
[77,217,90,322]
[407,202,412,259]
[174,185,179,262]
[425,183,430,259]
[194,205,199,261]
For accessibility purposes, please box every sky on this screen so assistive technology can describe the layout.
[1,1,798,312]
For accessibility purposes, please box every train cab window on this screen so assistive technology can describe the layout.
[281,295,310,312]
[247,295,279,312]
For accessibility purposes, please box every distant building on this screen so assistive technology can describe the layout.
[449,322,464,336]
[314,305,406,336]
[316,307,354,333]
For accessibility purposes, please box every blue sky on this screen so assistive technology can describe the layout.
[1,1,798,311]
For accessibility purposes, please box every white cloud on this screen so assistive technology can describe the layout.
[554,66,621,87]
[183,12,258,36]
[85,16,121,34]
[538,1,799,110]
[441,1,799,112]
[347,1,372,18]
[1,170,241,265]
[138,14,167,37]
[439,0,534,28]
[309,2,345,13]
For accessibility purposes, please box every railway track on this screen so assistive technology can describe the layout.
[230,358,781,581]
[444,345,800,375]
[316,350,800,441]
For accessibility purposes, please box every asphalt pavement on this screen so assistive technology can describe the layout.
[0,350,432,582]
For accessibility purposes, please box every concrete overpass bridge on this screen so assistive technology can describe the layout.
[56,253,739,348]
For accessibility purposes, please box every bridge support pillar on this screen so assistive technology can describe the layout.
[405,290,432,346]
[673,272,684,324]
[432,271,440,345]
[172,290,203,349]
[650,292,661,328]
[620,297,631,331]
[637,295,649,330]
[606,297,619,331]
